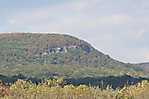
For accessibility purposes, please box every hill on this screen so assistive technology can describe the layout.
[0,33,144,79]
[135,63,149,73]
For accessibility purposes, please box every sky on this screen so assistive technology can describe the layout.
[0,0,149,63]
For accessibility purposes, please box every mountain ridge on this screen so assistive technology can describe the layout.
[0,32,146,78]
[0,33,127,66]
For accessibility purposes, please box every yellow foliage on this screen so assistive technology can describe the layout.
[0,78,149,99]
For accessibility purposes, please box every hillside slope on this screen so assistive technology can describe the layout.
[135,63,149,73]
[0,33,143,78]
[0,33,125,67]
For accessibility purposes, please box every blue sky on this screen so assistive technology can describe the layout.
[0,0,149,63]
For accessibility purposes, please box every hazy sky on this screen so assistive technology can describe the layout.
[0,0,149,63]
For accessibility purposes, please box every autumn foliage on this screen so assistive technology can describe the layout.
[0,78,149,99]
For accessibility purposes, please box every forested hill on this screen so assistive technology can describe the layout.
[0,33,126,67]
[0,33,145,78]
